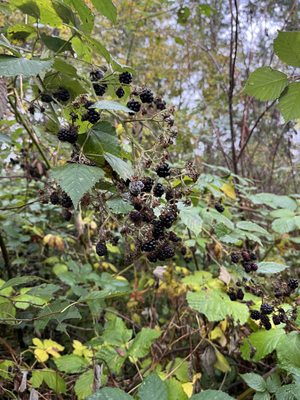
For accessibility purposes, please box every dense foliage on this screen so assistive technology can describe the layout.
[0,1,300,399]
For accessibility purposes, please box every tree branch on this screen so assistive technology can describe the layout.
[0,230,12,279]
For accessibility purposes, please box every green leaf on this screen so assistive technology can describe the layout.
[275,384,299,400]
[274,31,300,67]
[138,373,168,400]
[92,100,131,113]
[165,378,188,400]
[50,164,104,209]
[187,289,249,324]
[179,205,203,236]
[101,313,132,346]
[241,373,266,392]
[191,390,235,399]
[128,328,161,360]
[31,369,66,393]
[0,55,53,77]
[75,370,94,400]
[66,0,94,33]
[14,0,63,27]
[236,221,269,236]
[277,332,300,375]
[40,33,72,53]
[87,388,132,399]
[107,198,133,214]
[0,298,16,323]
[104,153,134,180]
[90,0,117,23]
[272,217,297,234]
[249,193,297,211]
[52,0,78,25]
[240,329,285,362]
[253,393,270,400]
[278,83,300,121]
[266,374,281,394]
[0,276,40,290]
[54,355,88,373]
[257,262,289,274]
[244,67,288,101]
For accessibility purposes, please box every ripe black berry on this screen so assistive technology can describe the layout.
[160,212,176,228]
[53,87,70,102]
[169,231,181,242]
[28,104,35,114]
[241,250,251,261]
[96,241,107,256]
[215,203,224,213]
[50,192,60,205]
[272,315,281,325]
[159,244,175,260]
[261,303,273,315]
[141,177,154,193]
[228,292,237,301]
[147,252,158,262]
[82,109,100,124]
[61,193,73,209]
[57,126,78,144]
[230,252,240,263]
[243,262,252,273]
[249,252,257,260]
[288,278,299,290]
[84,100,95,109]
[129,180,144,196]
[250,310,261,320]
[141,240,157,252]
[62,209,72,221]
[153,183,165,197]
[116,87,125,98]
[93,83,107,96]
[152,220,165,239]
[236,288,244,300]
[156,163,171,178]
[90,70,104,81]
[129,210,142,224]
[40,93,53,103]
[119,71,132,84]
[154,97,166,110]
[127,99,141,113]
[140,88,154,103]
[250,262,258,272]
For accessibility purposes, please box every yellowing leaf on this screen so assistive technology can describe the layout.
[34,348,49,362]
[32,338,44,348]
[214,350,231,373]
[182,382,193,398]
[209,326,227,347]
[44,339,64,352]
[221,183,236,200]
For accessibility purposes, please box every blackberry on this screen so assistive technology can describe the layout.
[62,209,72,221]
[153,183,165,197]
[90,70,104,81]
[228,292,237,301]
[40,93,53,103]
[141,207,155,223]
[147,252,158,262]
[250,262,258,272]
[236,288,244,300]
[250,310,261,320]
[141,240,157,252]
[169,231,181,242]
[272,315,281,325]
[181,246,187,256]
[160,212,176,228]
[261,303,273,315]
[53,87,70,102]
[140,88,154,104]
[274,289,283,299]
[50,192,60,205]
[141,177,154,193]
[156,163,171,178]
[154,97,166,110]
[152,220,165,239]
[119,71,132,84]
[116,87,125,98]
[93,83,107,96]
[127,99,141,113]
[28,104,35,114]
[61,193,73,209]
[241,250,251,262]
[243,262,252,273]
[215,203,224,213]
[165,188,175,202]
[82,109,100,124]
[230,252,240,264]
[129,180,144,196]
[84,100,95,109]
[159,244,175,260]
[288,278,299,290]
[129,210,142,224]
[96,241,108,256]
[57,126,78,144]
[249,251,257,260]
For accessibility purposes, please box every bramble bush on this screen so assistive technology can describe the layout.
[0,1,300,399]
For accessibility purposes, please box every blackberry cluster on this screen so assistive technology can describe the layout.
[127,99,141,113]
[154,97,166,110]
[141,240,157,252]
[50,192,60,205]
[230,252,240,264]
[250,303,289,329]
[153,183,165,197]
[96,241,108,256]
[119,71,132,84]
[82,109,100,124]
[261,303,273,315]
[57,126,78,144]
[141,177,154,192]
[156,163,171,178]
[228,288,244,301]
[116,87,125,98]
[215,203,224,213]
[288,278,299,290]
[230,249,258,273]
[129,180,144,196]
[61,193,73,209]
[159,210,177,228]
[93,83,107,96]
[152,220,165,239]
[53,87,70,102]
[140,88,154,103]
[129,210,143,225]
[90,70,104,81]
